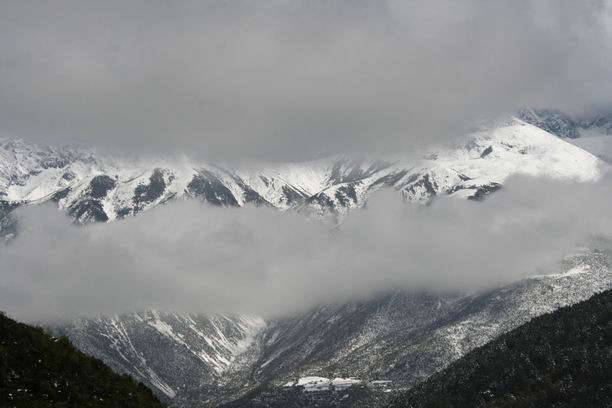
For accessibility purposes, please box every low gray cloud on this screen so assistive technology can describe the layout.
[0,1,611,160]
[2,174,612,322]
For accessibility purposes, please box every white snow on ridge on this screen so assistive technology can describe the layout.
[141,311,265,375]
[0,116,606,225]
[426,119,602,187]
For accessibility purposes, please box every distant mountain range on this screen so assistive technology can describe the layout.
[1,113,611,407]
[0,115,602,231]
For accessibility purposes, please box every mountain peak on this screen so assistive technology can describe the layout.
[0,118,605,231]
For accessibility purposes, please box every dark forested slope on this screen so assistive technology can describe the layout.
[0,312,165,408]
[390,288,612,408]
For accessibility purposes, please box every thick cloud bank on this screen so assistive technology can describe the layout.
[2,175,612,322]
[1,1,611,159]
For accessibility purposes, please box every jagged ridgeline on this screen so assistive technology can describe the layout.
[0,312,165,408]
[390,288,612,408]
[0,115,603,232]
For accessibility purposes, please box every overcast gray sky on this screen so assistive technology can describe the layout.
[2,175,612,322]
[2,1,612,322]
[1,0,611,160]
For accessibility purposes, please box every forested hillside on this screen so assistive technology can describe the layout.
[391,289,612,408]
[0,312,165,408]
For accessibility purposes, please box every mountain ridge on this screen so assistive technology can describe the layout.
[389,286,612,408]
[0,117,603,231]
[2,116,610,406]
[56,249,612,407]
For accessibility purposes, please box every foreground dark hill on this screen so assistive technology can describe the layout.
[390,288,612,408]
[0,312,165,408]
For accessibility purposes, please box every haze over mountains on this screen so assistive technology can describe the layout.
[1,112,612,406]
[1,115,611,318]
[3,1,612,407]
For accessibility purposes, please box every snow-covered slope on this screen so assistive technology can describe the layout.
[216,249,612,408]
[0,117,603,231]
[56,313,265,401]
[54,249,612,408]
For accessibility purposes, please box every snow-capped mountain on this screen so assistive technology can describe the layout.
[1,115,610,406]
[0,116,602,232]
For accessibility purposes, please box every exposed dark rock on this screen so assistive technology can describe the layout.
[0,200,19,238]
[116,207,132,219]
[305,190,337,211]
[133,169,167,212]
[89,175,116,199]
[468,182,502,201]
[186,171,240,207]
[69,199,109,223]
[281,185,308,206]
[62,170,76,181]
[402,174,437,198]
[242,188,271,207]
[334,183,359,207]
[480,146,493,158]
[51,188,71,202]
